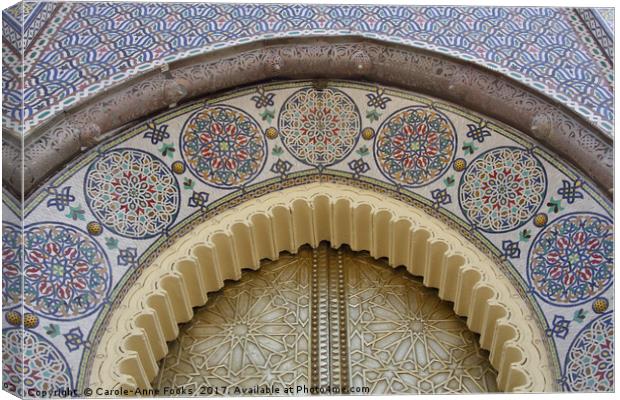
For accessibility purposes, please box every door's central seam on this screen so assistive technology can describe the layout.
[311,243,350,392]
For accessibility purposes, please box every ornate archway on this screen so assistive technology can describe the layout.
[88,183,554,392]
[2,4,615,396]
[5,79,612,396]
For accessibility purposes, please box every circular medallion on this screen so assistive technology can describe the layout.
[85,149,180,239]
[453,158,467,172]
[2,329,73,396]
[86,221,102,236]
[375,106,456,187]
[459,147,547,233]
[265,127,279,140]
[592,298,609,314]
[564,313,613,391]
[5,311,20,326]
[2,223,21,311]
[181,105,267,188]
[361,127,375,140]
[23,313,39,329]
[278,88,361,166]
[528,213,612,306]
[171,160,186,174]
[534,213,548,228]
[24,223,111,320]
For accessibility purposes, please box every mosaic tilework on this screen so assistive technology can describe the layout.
[375,106,456,187]
[181,106,267,188]
[577,8,614,62]
[12,81,612,393]
[528,213,613,307]
[563,312,613,391]
[2,1,60,132]
[2,222,21,311]
[279,88,361,167]
[2,46,21,133]
[1,189,24,398]
[3,329,73,397]
[2,1,57,52]
[0,3,615,135]
[595,8,614,34]
[84,149,181,238]
[24,223,112,321]
[459,147,547,233]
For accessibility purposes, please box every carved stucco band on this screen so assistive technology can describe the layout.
[8,37,613,196]
[88,183,555,393]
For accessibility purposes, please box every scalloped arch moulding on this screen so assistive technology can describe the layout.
[3,37,613,196]
[89,183,555,393]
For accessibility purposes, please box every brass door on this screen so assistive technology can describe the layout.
[154,244,498,394]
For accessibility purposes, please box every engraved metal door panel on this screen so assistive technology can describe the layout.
[154,244,498,394]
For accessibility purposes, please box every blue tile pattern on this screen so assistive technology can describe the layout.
[577,8,614,62]
[1,3,615,135]
[2,1,57,52]
[595,8,614,35]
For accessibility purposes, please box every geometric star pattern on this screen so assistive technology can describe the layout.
[154,250,312,392]
[346,251,498,393]
[155,245,497,393]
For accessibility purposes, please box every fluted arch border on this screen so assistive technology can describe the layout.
[88,183,555,393]
[7,37,613,196]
